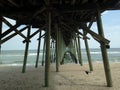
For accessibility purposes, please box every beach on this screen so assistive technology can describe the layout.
[0,63,120,90]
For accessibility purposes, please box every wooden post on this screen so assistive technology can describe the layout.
[0,17,2,53]
[51,40,55,63]
[42,37,46,66]
[52,41,55,63]
[22,26,31,73]
[45,11,51,87]
[96,11,112,87]
[77,34,83,66]
[35,30,41,68]
[83,31,93,71]
[73,38,78,62]
[75,37,79,63]
[55,23,59,72]
[50,40,53,63]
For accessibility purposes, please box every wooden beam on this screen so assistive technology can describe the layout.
[42,37,46,66]
[35,30,41,68]
[61,21,90,39]
[81,0,88,4]
[2,17,14,27]
[77,33,83,66]
[23,26,46,43]
[80,24,110,44]
[22,26,31,73]
[45,11,51,87]
[55,23,59,72]
[2,17,28,40]
[37,33,46,40]
[0,17,2,53]
[71,0,76,5]
[1,24,20,39]
[88,21,94,29]
[23,29,40,43]
[7,0,20,7]
[14,28,27,40]
[2,17,27,40]
[76,31,90,39]
[83,30,93,71]
[96,11,112,87]
[33,6,46,18]
[1,26,28,44]
[44,0,50,5]
[75,37,79,63]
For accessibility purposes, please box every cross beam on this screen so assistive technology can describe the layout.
[80,24,110,44]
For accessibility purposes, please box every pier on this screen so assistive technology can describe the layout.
[0,0,120,87]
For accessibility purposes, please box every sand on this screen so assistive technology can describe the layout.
[0,63,120,90]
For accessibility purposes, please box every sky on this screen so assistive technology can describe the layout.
[1,10,120,50]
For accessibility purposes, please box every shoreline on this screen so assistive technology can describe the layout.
[0,61,120,67]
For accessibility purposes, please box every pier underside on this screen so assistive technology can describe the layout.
[0,0,120,87]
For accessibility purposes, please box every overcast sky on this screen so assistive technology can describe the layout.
[1,10,120,50]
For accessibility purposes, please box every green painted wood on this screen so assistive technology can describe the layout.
[83,31,93,71]
[22,26,31,73]
[59,31,67,64]
[67,39,78,64]
[35,30,41,68]
[45,12,51,87]
[96,11,112,87]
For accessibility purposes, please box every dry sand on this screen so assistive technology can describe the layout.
[0,63,120,90]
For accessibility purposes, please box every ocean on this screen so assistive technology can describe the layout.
[0,48,120,66]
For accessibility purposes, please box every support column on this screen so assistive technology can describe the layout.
[52,41,55,63]
[42,37,46,66]
[73,38,78,63]
[22,26,31,73]
[83,31,93,71]
[75,37,79,63]
[0,17,2,53]
[77,34,83,66]
[55,23,59,72]
[45,12,51,87]
[50,40,53,63]
[35,30,41,68]
[96,11,112,87]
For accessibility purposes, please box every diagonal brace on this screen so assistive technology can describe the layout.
[3,17,29,41]
[80,24,110,44]
[1,26,29,44]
